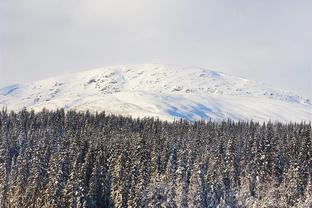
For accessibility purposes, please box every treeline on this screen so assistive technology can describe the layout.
[0,109,311,207]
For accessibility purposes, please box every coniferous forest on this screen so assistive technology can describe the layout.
[0,109,311,208]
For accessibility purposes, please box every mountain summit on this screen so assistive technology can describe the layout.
[1,64,311,122]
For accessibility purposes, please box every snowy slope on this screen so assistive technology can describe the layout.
[1,64,311,122]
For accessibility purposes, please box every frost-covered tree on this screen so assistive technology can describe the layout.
[0,109,310,207]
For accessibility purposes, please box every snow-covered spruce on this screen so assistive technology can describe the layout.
[0,109,311,207]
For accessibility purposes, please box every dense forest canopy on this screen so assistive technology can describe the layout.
[0,109,311,207]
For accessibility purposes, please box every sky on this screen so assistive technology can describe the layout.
[0,0,311,98]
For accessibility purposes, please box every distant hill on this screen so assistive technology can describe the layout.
[1,64,311,122]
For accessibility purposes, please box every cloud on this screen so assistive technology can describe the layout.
[1,0,311,97]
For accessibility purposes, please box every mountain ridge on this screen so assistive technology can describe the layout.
[1,64,311,122]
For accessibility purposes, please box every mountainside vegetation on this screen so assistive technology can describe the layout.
[0,109,311,207]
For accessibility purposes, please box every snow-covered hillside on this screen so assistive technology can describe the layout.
[1,64,311,122]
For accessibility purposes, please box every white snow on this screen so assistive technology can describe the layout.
[1,64,311,122]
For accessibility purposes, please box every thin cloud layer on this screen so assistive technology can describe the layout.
[1,0,311,97]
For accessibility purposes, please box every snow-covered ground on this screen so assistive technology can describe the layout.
[1,64,311,122]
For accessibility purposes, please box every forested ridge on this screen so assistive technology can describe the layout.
[0,109,311,207]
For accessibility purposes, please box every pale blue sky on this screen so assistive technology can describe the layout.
[0,0,311,97]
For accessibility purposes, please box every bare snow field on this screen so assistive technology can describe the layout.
[1,64,311,122]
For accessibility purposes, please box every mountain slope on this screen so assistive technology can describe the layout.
[1,64,311,122]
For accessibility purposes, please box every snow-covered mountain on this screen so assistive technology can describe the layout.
[1,64,311,122]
